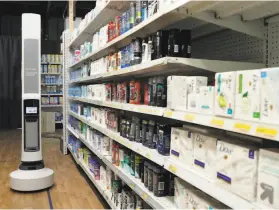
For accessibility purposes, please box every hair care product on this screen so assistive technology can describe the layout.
[168,29,180,57]
[180,29,191,58]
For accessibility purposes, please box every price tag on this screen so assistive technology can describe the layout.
[233,122,251,133]
[168,164,177,174]
[142,193,148,201]
[129,183,135,189]
[210,118,224,127]
[184,114,195,121]
[256,127,277,138]
[165,110,173,117]
[146,153,151,159]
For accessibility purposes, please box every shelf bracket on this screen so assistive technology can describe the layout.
[190,11,265,40]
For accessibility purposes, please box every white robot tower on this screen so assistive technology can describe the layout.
[10,13,54,191]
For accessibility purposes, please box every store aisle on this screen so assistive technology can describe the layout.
[0,130,105,209]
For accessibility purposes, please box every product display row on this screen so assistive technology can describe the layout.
[41,64,63,74]
[72,28,191,71]
[42,75,63,85]
[41,54,63,63]
[69,101,279,205]
[69,67,279,125]
[67,122,229,209]
[41,86,63,94]
[42,96,63,105]
[68,135,151,209]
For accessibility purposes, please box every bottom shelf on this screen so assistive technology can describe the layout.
[68,145,117,209]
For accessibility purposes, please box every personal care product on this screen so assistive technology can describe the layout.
[167,76,187,111]
[199,86,215,114]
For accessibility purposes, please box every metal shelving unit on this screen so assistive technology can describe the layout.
[62,0,279,209]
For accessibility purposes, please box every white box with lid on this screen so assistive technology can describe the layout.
[186,76,208,94]
[199,86,215,115]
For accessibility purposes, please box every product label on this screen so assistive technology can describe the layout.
[217,172,231,184]
[194,159,205,168]
[174,45,179,53]
[171,150,180,157]
[249,149,255,159]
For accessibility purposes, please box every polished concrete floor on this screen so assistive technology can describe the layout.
[0,130,106,209]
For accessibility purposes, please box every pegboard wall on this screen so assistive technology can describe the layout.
[268,21,279,67]
[192,29,264,64]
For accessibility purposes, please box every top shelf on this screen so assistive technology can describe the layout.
[69,1,130,48]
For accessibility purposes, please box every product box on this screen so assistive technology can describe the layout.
[170,127,194,167]
[199,86,215,115]
[257,148,279,208]
[235,70,261,121]
[174,177,193,209]
[167,76,188,111]
[193,133,217,180]
[187,93,199,113]
[214,72,236,117]
[216,140,258,201]
[260,68,279,124]
[187,76,208,94]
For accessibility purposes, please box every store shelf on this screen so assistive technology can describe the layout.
[69,111,166,166]
[41,72,61,75]
[41,93,63,96]
[102,156,175,209]
[67,124,175,209]
[164,109,279,141]
[164,158,261,209]
[41,104,63,108]
[67,145,117,209]
[69,97,165,117]
[69,1,130,48]
[70,57,264,84]
[41,83,63,86]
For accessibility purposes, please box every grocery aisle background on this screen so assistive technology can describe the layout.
[0,130,107,209]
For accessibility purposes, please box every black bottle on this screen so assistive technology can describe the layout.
[180,29,191,58]
[168,29,180,57]
[155,30,169,59]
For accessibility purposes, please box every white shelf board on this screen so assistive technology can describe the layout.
[55,121,63,124]
[69,1,130,48]
[41,104,63,108]
[67,145,117,209]
[164,109,279,141]
[41,72,61,75]
[68,97,165,117]
[41,93,63,96]
[68,111,166,166]
[164,158,261,209]
[70,57,264,84]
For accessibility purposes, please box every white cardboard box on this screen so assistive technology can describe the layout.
[260,68,279,124]
[257,148,279,208]
[187,76,208,94]
[214,72,236,117]
[235,70,261,121]
[216,140,258,201]
[167,76,188,111]
[193,133,217,180]
[187,93,199,113]
[170,127,194,167]
[199,86,215,115]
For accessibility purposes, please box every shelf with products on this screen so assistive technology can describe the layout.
[41,62,63,65]
[69,1,130,48]
[67,145,117,209]
[67,123,175,209]
[41,73,62,75]
[41,83,63,86]
[69,111,166,166]
[41,105,63,108]
[41,93,63,96]
[69,57,264,84]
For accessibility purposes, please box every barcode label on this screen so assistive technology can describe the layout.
[158,182,165,191]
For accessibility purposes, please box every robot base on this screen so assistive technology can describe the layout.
[10,168,54,191]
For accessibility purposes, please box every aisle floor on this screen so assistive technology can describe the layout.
[0,130,106,209]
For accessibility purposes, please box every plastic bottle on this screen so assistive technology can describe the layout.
[141,38,148,63]
[141,1,148,21]
[135,1,142,25]
[130,2,136,29]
